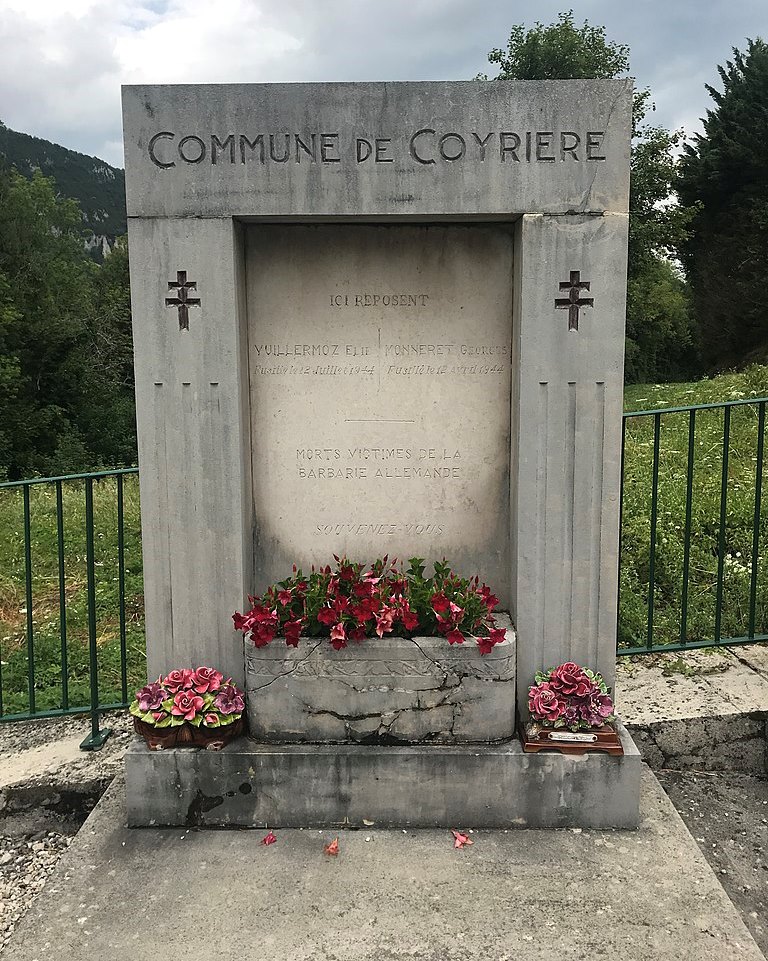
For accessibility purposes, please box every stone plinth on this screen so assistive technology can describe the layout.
[245,617,515,744]
[124,721,641,829]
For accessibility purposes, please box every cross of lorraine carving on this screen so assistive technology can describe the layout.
[165,271,200,331]
[555,270,594,332]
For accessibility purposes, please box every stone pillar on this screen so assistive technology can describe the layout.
[511,212,628,709]
[127,217,251,684]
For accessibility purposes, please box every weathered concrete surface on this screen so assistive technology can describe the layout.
[511,213,628,709]
[122,80,632,219]
[125,720,640,829]
[5,767,765,961]
[617,644,768,773]
[245,618,515,744]
[247,223,515,600]
[127,215,251,685]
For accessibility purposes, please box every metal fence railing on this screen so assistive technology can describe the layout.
[619,397,768,655]
[0,468,141,747]
[1,396,766,744]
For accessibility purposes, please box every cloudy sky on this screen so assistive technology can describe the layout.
[1,0,766,168]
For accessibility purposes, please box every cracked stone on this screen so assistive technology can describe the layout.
[245,617,516,744]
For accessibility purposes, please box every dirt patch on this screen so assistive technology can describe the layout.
[658,770,768,957]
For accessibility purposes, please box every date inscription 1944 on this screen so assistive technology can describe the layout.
[147,128,607,169]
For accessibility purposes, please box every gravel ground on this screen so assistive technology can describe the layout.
[0,711,132,956]
[657,770,768,957]
[0,832,73,953]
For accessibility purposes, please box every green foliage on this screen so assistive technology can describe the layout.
[0,164,136,479]
[486,10,630,80]
[0,474,145,715]
[678,39,768,370]
[0,122,126,253]
[620,365,768,649]
[484,10,697,384]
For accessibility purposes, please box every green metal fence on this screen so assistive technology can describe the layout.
[1,396,766,743]
[0,468,141,747]
[619,397,768,656]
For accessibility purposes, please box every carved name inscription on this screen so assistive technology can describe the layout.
[148,128,607,168]
[247,224,512,584]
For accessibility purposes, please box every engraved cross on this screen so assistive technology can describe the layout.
[555,270,594,332]
[165,271,200,331]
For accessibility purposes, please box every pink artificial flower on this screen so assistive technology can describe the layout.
[163,669,195,693]
[170,690,204,721]
[528,684,563,723]
[549,662,593,697]
[203,713,219,726]
[191,666,223,694]
[136,680,165,711]
[213,684,245,715]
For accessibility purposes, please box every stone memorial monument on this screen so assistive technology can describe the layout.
[122,80,641,828]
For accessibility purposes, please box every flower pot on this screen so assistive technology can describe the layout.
[133,715,245,751]
[521,719,623,756]
[245,615,515,744]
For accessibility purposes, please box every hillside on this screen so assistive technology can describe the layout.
[0,123,126,258]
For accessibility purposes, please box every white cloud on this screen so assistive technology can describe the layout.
[0,0,766,168]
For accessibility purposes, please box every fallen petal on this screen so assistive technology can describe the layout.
[451,829,474,849]
[261,831,277,846]
[324,837,340,856]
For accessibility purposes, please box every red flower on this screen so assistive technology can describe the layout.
[375,607,394,638]
[480,585,499,610]
[446,629,465,645]
[400,608,420,632]
[163,669,195,693]
[430,592,450,614]
[330,622,347,650]
[549,662,594,698]
[476,636,495,655]
[170,690,204,721]
[349,625,367,642]
[528,683,563,722]
[317,607,337,626]
[284,619,302,647]
[277,589,292,607]
[191,666,223,694]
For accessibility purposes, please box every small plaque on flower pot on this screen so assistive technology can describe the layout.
[521,720,624,756]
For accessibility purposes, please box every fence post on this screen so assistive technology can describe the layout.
[79,477,112,751]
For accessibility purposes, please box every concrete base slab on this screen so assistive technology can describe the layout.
[125,722,641,829]
[617,644,768,773]
[4,767,764,961]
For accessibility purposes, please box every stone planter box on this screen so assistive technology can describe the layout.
[244,615,515,745]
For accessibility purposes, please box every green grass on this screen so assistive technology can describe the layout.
[620,365,768,650]
[0,474,145,715]
[2,365,768,717]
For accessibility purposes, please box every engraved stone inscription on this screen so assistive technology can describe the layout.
[247,224,513,601]
[148,128,607,169]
